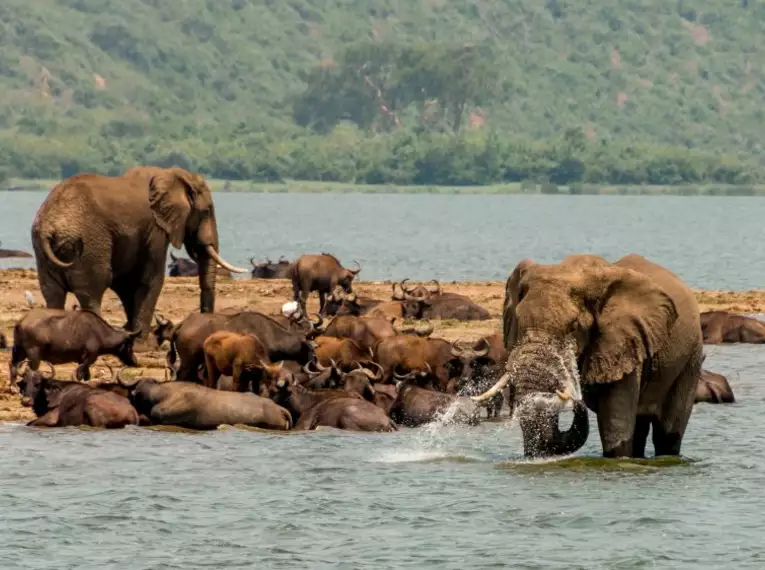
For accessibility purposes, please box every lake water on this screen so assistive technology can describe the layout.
[2,192,765,568]
[2,192,765,289]
[0,344,762,569]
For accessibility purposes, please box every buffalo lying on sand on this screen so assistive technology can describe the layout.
[250,256,293,279]
[393,279,491,321]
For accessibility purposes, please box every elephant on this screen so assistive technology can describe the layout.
[472,253,703,459]
[30,167,247,349]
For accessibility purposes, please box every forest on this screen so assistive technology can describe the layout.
[0,0,762,186]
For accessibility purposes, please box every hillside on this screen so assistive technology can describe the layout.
[1,0,764,185]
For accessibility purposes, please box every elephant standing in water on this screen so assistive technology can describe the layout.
[473,254,703,459]
[30,167,247,349]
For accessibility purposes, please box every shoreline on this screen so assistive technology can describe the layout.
[4,179,765,196]
[0,268,761,422]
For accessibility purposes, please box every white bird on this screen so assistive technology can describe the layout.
[24,290,36,308]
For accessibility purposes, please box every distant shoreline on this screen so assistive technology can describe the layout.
[4,179,765,196]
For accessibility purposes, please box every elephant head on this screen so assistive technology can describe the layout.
[473,255,678,458]
[148,168,246,312]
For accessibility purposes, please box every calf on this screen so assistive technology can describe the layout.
[202,330,270,392]
[313,336,374,370]
[18,368,140,428]
[11,308,140,384]
[291,254,361,315]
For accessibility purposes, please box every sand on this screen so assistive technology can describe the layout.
[0,268,760,422]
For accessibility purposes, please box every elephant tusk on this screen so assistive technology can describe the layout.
[471,370,510,403]
[205,245,248,273]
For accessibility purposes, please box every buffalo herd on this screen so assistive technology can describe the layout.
[1,248,749,434]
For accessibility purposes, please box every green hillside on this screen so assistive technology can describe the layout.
[1,0,763,186]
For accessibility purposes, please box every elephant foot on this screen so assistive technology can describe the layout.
[133,334,160,354]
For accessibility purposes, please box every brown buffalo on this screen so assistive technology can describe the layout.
[374,335,460,391]
[250,256,293,279]
[202,330,270,392]
[268,374,396,432]
[18,366,140,428]
[389,379,481,427]
[291,254,361,315]
[695,369,735,404]
[700,311,765,344]
[168,252,232,278]
[11,308,140,384]
[313,336,374,370]
[0,241,33,259]
[322,315,433,353]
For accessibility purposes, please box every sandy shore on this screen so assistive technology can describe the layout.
[0,268,761,422]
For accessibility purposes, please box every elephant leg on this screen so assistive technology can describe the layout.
[111,279,136,330]
[74,290,105,316]
[653,354,700,457]
[631,415,652,459]
[131,276,165,352]
[38,273,68,309]
[595,372,640,458]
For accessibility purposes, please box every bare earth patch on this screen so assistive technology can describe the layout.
[0,269,759,422]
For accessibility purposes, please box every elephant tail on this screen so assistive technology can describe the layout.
[40,233,76,269]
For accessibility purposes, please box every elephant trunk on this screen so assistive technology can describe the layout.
[518,399,589,457]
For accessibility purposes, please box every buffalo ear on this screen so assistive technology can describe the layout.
[582,268,679,384]
[149,170,195,249]
[503,259,536,349]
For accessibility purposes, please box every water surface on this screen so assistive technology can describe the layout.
[0,346,763,569]
[2,192,765,289]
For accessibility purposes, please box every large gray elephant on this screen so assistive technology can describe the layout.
[30,167,247,349]
[473,253,703,459]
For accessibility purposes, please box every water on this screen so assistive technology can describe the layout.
[2,192,765,289]
[2,192,765,567]
[0,345,762,568]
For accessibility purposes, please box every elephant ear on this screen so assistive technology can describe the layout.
[148,170,195,249]
[503,259,537,349]
[582,268,679,384]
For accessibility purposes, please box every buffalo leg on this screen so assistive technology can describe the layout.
[76,351,98,381]
[204,355,219,389]
[318,291,327,315]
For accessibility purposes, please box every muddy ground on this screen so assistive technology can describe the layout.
[0,268,761,422]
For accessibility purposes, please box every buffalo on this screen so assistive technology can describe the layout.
[11,308,140,384]
[324,289,383,317]
[165,310,316,382]
[292,254,361,315]
[322,315,433,353]
[313,336,374,370]
[168,252,232,278]
[250,256,293,279]
[18,365,140,428]
[389,378,481,427]
[202,330,270,392]
[393,279,491,321]
[453,334,508,419]
[0,240,33,259]
[117,372,293,430]
[374,334,461,391]
[700,310,765,344]
[267,374,396,432]
[695,369,735,404]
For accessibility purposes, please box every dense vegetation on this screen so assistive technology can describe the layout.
[1,0,763,186]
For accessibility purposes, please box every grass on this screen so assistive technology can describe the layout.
[7,178,765,197]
